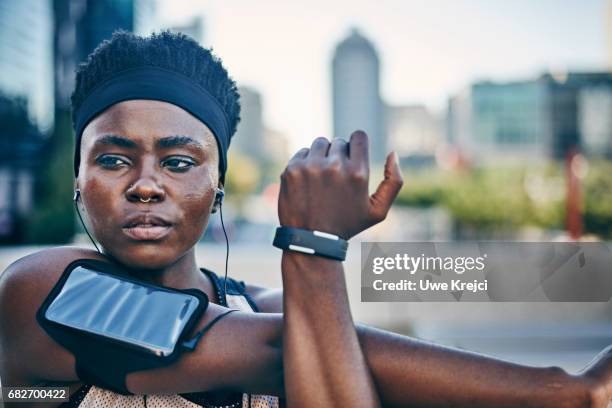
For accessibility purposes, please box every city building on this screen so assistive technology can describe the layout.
[386,104,443,167]
[332,28,386,165]
[0,97,44,242]
[0,0,54,127]
[543,72,612,159]
[447,79,550,165]
[232,86,265,162]
[447,73,612,163]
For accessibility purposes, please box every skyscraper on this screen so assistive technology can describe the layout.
[232,86,265,161]
[332,28,386,165]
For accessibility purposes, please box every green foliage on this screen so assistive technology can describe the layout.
[396,161,611,238]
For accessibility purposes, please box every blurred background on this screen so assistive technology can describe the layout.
[1,0,612,375]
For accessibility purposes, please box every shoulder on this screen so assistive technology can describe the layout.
[244,283,283,313]
[203,268,283,313]
[0,246,108,383]
[0,246,108,312]
[1,246,108,282]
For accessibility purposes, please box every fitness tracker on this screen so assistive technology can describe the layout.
[272,226,348,261]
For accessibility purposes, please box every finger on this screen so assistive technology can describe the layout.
[348,130,369,170]
[328,137,349,159]
[308,136,331,159]
[369,152,404,221]
[287,147,309,166]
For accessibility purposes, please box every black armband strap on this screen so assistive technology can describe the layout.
[36,259,227,395]
[181,309,238,351]
[272,226,348,261]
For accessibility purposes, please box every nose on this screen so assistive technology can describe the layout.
[125,160,166,203]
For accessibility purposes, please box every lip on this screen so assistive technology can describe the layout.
[122,213,174,241]
[123,213,172,228]
[122,225,172,241]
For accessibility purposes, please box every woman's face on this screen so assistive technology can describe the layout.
[77,99,220,270]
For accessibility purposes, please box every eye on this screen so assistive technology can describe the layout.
[95,155,130,169]
[162,156,195,172]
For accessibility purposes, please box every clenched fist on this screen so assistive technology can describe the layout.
[278,131,403,240]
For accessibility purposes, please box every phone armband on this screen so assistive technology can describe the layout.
[36,259,211,395]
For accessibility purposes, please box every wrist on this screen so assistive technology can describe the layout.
[281,249,341,266]
[281,250,343,285]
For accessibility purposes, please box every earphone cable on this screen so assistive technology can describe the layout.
[219,201,229,302]
[74,199,102,254]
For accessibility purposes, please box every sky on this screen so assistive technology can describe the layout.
[158,0,609,151]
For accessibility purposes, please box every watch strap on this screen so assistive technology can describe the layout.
[272,226,348,261]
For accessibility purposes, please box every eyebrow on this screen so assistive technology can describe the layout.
[94,134,205,151]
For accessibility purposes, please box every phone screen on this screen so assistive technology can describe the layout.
[45,266,200,356]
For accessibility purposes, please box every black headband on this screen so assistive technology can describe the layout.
[73,66,230,183]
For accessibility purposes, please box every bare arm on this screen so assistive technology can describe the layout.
[0,247,607,407]
[0,247,284,396]
[281,252,380,407]
[276,134,383,407]
[246,285,600,408]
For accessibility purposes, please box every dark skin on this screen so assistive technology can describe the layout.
[2,99,612,407]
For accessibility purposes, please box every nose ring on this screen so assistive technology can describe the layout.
[140,197,152,203]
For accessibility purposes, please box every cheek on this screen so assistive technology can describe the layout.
[81,178,118,233]
[182,188,216,229]
[180,166,218,225]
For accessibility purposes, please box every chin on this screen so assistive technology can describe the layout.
[108,244,182,271]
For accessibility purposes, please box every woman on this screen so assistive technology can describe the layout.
[1,31,612,408]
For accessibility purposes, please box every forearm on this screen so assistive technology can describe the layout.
[357,324,594,408]
[282,252,380,407]
[126,302,592,407]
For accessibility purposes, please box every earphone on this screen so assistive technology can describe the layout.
[212,188,224,213]
[73,187,231,297]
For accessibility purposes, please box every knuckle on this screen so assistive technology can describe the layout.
[349,169,368,183]
[282,165,302,180]
[332,139,348,150]
[305,163,322,177]
[324,159,342,174]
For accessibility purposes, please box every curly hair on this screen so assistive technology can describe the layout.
[71,30,241,140]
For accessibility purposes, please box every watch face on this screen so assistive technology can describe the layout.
[46,266,201,356]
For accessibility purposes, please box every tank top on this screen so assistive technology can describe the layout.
[60,268,280,408]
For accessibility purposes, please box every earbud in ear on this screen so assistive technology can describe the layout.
[215,189,225,205]
[73,189,81,202]
[212,188,224,214]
